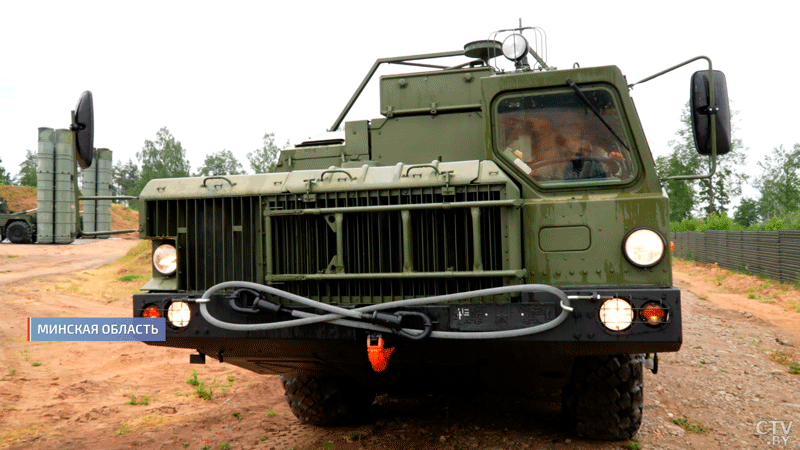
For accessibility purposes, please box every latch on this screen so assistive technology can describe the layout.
[302,179,317,202]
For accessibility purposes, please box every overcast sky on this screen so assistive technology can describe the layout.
[2,1,796,202]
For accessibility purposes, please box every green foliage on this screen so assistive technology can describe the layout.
[115,422,131,436]
[670,217,699,233]
[16,150,37,187]
[695,213,734,232]
[126,395,150,405]
[733,197,760,228]
[247,132,286,174]
[265,408,277,418]
[755,144,800,219]
[132,127,191,197]
[672,417,707,433]
[118,274,143,282]
[0,156,12,185]
[622,439,641,450]
[185,369,213,400]
[749,210,800,231]
[232,411,242,420]
[658,104,748,220]
[219,442,231,450]
[196,149,245,177]
[112,158,140,203]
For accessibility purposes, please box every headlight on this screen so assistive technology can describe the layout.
[153,243,177,276]
[167,301,191,327]
[599,298,634,331]
[502,34,529,61]
[623,228,665,268]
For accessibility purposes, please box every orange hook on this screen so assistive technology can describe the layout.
[367,335,394,372]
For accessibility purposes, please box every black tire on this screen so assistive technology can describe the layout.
[6,221,33,244]
[281,372,375,426]
[562,354,643,440]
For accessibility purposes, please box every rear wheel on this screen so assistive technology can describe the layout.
[281,372,375,426]
[562,354,643,440]
[6,221,33,244]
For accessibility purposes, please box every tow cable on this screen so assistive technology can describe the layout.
[196,281,572,340]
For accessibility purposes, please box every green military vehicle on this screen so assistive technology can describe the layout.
[0,197,37,244]
[131,26,730,440]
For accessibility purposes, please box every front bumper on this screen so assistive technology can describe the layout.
[134,286,680,364]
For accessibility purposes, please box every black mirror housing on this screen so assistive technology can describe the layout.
[71,91,94,169]
[690,70,731,156]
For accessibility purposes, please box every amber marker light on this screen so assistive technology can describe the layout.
[641,303,667,325]
[142,305,162,318]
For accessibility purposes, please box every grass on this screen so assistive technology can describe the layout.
[349,431,366,442]
[768,350,800,375]
[673,417,707,433]
[31,362,41,367]
[219,443,231,450]
[126,395,150,406]
[8,368,16,376]
[265,408,278,418]
[232,412,242,420]
[114,422,131,436]
[622,439,641,450]
[117,274,143,282]
[185,369,213,400]
[322,441,333,450]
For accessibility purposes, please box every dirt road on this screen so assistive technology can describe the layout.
[1,241,799,450]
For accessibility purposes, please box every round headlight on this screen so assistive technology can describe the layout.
[153,243,177,276]
[599,298,634,331]
[502,34,529,61]
[623,228,665,268]
[167,301,191,328]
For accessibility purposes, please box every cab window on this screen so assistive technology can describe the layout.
[496,88,635,184]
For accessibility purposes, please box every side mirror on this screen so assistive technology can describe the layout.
[690,70,731,156]
[70,91,94,169]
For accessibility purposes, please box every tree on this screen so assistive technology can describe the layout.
[132,127,190,197]
[247,133,286,174]
[195,149,244,177]
[656,106,702,222]
[657,103,747,220]
[0,156,11,185]
[16,149,37,187]
[112,159,140,203]
[754,144,800,218]
[733,197,760,228]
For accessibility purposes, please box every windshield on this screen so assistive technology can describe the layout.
[496,88,635,184]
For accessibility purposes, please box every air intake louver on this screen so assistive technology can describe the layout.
[146,184,519,304]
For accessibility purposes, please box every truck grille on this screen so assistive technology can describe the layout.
[145,184,519,303]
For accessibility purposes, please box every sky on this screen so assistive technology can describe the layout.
[1,1,797,203]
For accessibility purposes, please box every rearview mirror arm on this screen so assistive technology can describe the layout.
[628,56,718,183]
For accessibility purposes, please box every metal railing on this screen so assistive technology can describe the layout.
[673,230,800,284]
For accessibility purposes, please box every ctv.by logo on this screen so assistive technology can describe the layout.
[756,420,794,446]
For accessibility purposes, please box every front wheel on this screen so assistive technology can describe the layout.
[562,354,644,440]
[281,372,375,426]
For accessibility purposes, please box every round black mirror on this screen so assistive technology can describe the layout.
[70,91,94,169]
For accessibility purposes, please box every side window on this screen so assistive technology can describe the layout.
[496,89,635,184]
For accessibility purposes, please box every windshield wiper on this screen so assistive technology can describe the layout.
[566,79,630,152]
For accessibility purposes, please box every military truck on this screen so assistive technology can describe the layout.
[131,26,730,440]
[0,197,37,243]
